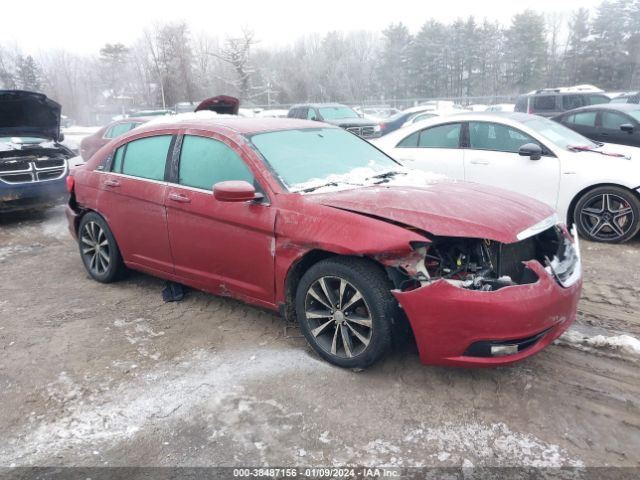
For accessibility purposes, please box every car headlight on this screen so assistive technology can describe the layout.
[373,124,381,132]
[516,213,559,241]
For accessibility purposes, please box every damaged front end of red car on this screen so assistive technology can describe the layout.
[378,220,582,366]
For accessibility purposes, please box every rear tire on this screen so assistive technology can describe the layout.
[574,186,640,243]
[78,212,126,283]
[295,257,396,369]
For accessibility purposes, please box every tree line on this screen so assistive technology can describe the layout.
[0,0,638,124]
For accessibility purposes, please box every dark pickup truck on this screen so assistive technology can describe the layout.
[0,90,74,212]
[288,103,381,138]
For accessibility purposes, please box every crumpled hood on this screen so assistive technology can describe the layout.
[0,90,62,140]
[305,181,555,244]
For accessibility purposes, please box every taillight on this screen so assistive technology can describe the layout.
[66,175,75,193]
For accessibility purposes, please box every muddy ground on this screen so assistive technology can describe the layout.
[0,205,639,470]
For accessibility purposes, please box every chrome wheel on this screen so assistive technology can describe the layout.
[80,221,111,275]
[304,276,373,359]
[579,193,634,242]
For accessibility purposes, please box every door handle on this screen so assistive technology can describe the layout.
[103,179,120,187]
[469,159,490,165]
[168,192,191,203]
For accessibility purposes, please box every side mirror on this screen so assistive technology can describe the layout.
[620,123,634,134]
[213,181,258,202]
[519,143,542,160]
[58,133,65,142]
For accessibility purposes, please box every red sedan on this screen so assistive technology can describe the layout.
[79,117,148,161]
[65,117,582,368]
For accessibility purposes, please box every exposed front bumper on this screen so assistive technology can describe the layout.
[393,261,582,367]
[0,177,68,212]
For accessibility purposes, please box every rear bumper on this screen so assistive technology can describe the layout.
[65,203,80,240]
[393,261,582,367]
[0,178,68,212]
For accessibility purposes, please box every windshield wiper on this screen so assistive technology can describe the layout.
[372,170,407,184]
[299,181,340,193]
[567,145,630,159]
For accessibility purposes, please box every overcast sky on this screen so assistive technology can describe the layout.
[5,0,603,55]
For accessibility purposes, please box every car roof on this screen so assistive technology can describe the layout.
[559,103,640,114]
[131,116,332,136]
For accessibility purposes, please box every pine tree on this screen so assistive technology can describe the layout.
[16,55,42,91]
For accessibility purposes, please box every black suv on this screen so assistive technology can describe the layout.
[288,103,380,138]
[514,90,610,117]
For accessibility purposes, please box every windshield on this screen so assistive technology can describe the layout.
[521,116,599,150]
[318,106,359,120]
[249,127,399,191]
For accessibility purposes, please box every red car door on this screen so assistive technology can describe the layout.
[96,133,175,274]
[165,132,276,305]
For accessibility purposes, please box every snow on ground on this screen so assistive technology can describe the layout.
[0,347,330,465]
[558,329,640,356]
[40,206,69,240]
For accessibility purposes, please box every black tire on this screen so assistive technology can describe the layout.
[77,212,127,283]
[574,186,640,243]
[295,257,396,369]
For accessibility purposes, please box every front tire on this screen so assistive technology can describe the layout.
[295,257,396,369]
[78,212,126,283]
[574,186,640,243]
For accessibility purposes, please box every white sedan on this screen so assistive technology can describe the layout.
[373,112,640,243]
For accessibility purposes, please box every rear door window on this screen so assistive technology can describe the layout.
[178,135,254,190]
[416,123,462,148]
[567,111,596,126]
[115,135,172,181]
[562,95,584,110]
[397,131,420,148]
[601,111,631,129]
[533,96,556,111]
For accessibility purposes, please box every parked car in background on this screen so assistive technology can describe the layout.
[66,117,581,368]
[373,112,640,243]
[610,92,640,104]
[174,102,199,113]
[256,109,289,118]
[0,90,75,212]
[486,103,515,112]
[552,104,640,148]
[79,118,149,162]
[131,109,174,117]
[355,106,401,120]
[195,95,240,115]
[288,103,380,138]
[466,104,489,112]
[400,109,461,128]
[378,106,440,136]
[515,88,610,117]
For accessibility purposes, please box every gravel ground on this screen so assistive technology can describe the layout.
[0,205,639,470]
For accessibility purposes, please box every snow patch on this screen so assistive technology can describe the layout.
[290,166,445,194]
[1,347,328,465]
[403,422,583,468]
[558,330,640,356]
